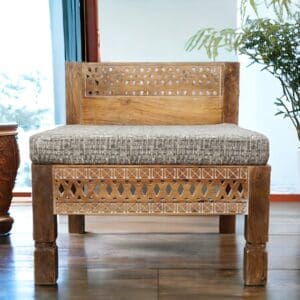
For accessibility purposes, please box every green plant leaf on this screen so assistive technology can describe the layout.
[197,33,213,51]
[184,0,300,140]
[249,0,259,16]
[212,36,223,59]
[275,110,284,115]
[185,29,213,51]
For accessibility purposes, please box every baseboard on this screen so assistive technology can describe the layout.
[269,194,300,202]
[13,192,31,197]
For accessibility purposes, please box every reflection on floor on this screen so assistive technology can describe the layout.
[0,202,300,299]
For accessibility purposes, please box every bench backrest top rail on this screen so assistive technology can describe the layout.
[66,62,239,125]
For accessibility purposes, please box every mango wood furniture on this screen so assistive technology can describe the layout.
[0,124,19,235]
[30,62,270,286]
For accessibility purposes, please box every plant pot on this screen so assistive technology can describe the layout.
[0,124,20,235]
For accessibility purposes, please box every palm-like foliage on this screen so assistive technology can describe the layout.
[186,0,300,140]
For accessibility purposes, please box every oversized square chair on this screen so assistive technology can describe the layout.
[30,62,270,286]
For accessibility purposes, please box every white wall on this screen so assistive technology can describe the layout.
[239,59,300,193]
[49,0,66,124]
[99,0,237,62]
[98,0,299,193]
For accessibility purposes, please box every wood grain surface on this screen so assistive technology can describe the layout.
[0,202,299,299]
[244,165,271,286]
[32,165,58,284]
[80,96,223,125]
[65,62,239,125]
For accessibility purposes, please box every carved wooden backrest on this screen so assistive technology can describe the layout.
[66,62,239,125]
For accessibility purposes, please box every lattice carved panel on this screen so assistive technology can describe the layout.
[54,202,248,216]
[53,166,249,215]
[83,63,224,97]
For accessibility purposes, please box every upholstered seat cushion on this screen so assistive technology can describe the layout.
[30,124,269,165]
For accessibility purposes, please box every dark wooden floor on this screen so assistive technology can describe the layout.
[0,202,300,299]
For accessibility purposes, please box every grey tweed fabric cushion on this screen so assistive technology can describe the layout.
[30,124,269,165]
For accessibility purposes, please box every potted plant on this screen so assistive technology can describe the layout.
[185,0,299,140]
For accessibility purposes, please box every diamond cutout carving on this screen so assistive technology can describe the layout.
[201,185,208,195]
[106,184,112,194]
[118,184,124,195]
[154,184,160,195]
[142,184,148,195]
[70,183,77,195]
[213,184,220,196]
[177,184,184,195]
[166,184,172,195]
[189,184,195,195]
[94,184,100,194]
[225,184,231,195]
[130,184,136,195]
[53,167,248,210]
[58,184,64,194]
[83,183,89,195]
[237,183,243,193]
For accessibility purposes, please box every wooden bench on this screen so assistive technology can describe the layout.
[30,62,270,286]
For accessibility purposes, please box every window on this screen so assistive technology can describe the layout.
[0,0,55,190]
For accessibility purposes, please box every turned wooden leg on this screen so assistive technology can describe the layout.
[244,165,270,286]
[32,164,58,285]
[219,215,236,233]
[68,215,85,233]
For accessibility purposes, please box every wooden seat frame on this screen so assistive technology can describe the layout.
[32,62,270,286]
